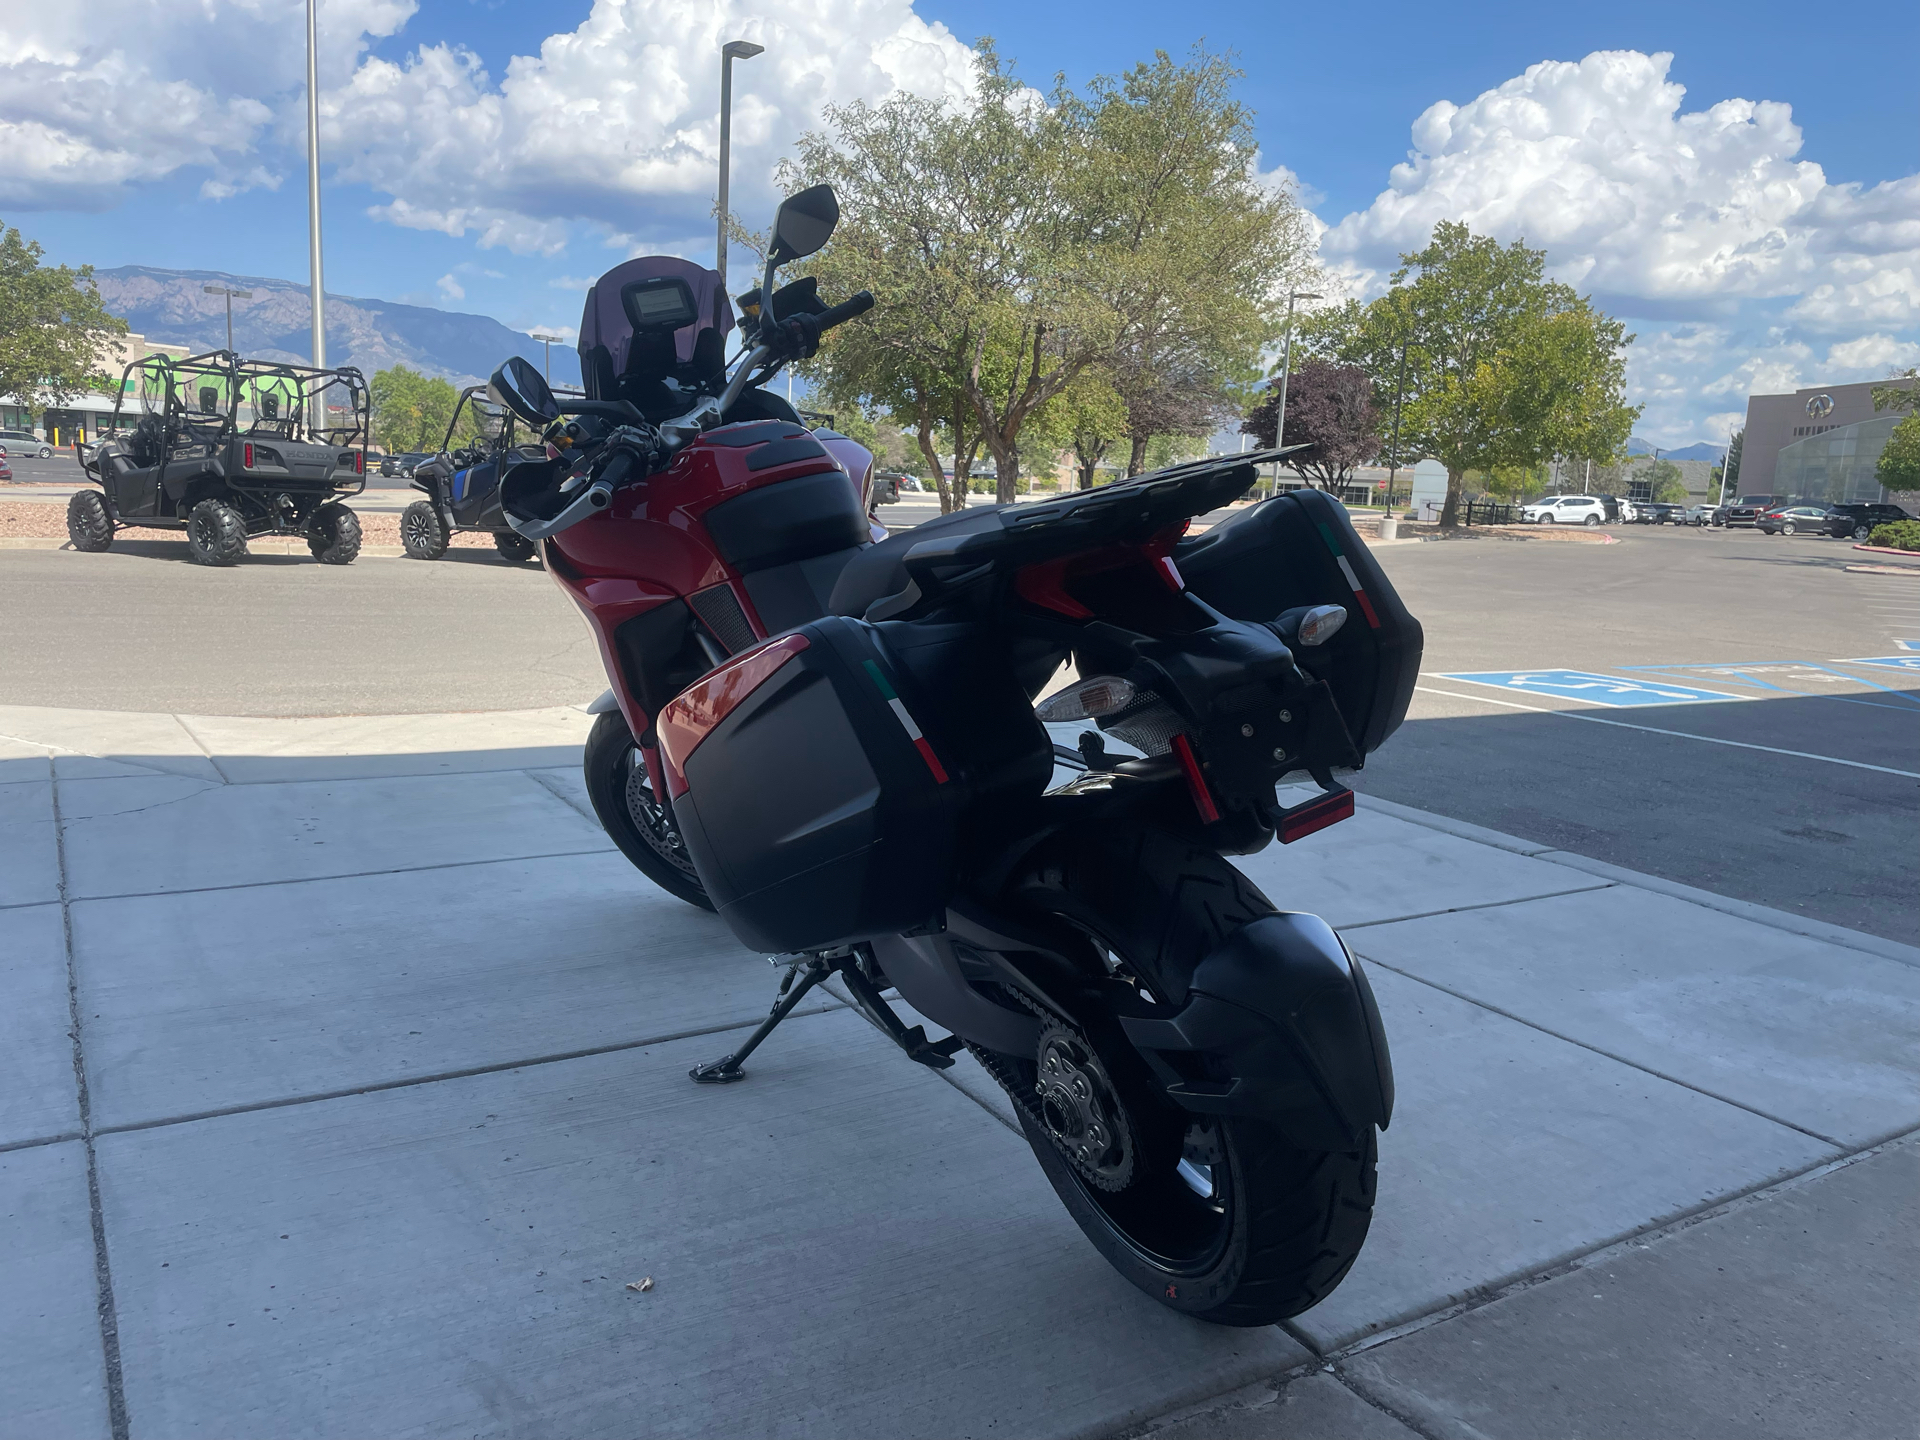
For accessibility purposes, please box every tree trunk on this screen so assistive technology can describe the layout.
[1126,433,1149,478]
[916,407,955,515]
[1440,467,1464,529]
[985,431,1021,505]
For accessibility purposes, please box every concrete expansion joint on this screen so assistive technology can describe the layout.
[525,765,597,823]
[50,767,131,1440]
[1351,951,1848,1149]
[1335,881,1617,931]
[1317,1127,1919,1368]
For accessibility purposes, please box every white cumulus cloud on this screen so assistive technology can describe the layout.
[1318,50,1920,444]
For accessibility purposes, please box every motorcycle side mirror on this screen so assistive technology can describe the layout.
[488,356,560,428]
[768,184,839,265]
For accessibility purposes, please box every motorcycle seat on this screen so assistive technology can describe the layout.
[828,504,1007,618]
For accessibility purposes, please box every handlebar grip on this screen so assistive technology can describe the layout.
[816,291,875,332]
[599,445,639,489]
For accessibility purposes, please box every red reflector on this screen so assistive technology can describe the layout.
[1170,733,1220,824]
[243,443,253,469]
[1277,787,1355,844]
[656,634,810,795]
[355,449,365,475]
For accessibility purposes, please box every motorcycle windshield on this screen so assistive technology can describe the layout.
[578,256,734,398]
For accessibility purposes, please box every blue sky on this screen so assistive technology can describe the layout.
[6,0,1916,446]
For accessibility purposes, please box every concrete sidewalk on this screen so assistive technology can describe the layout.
[1,702,1914,1439]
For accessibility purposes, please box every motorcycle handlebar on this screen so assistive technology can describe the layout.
[814,290,874,332]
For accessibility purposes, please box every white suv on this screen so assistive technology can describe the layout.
[1520,495,1607,525]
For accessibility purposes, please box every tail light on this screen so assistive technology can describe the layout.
[243,443,253,469]
[656,634,811,796]
[1276,786,1355,843]
[355,450,365,475]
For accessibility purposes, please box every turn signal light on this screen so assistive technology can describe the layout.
[1296,604,1348,647]
[1034,675,1136,723]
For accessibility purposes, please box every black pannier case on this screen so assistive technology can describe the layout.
[1174,488,1423,755]
[670,615,967,954]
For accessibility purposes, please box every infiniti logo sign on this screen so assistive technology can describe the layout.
[1806,394,1835,419]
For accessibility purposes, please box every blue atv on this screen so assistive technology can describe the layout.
[400,385,546,563]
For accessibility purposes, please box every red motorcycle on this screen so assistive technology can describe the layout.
[493,184,1422,1325]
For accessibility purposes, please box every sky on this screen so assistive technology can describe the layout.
[4,0,1915,448]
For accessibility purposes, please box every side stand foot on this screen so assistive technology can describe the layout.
[687,957,828,1084]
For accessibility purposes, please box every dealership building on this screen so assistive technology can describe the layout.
[1741,378,1913,503]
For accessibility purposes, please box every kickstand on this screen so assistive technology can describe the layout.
[688,949,962,1085]
[689,957,830,1084]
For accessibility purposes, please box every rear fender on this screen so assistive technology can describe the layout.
[1119,912,1393,1151]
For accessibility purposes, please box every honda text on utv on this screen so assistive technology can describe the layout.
[477,183,1424,1329]
[70,351,369,566]
[398,384,558,564]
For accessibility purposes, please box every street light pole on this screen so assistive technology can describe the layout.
[203,285,253,353]
[1385,336,1408,510]
[716,39,764,294]
[305,0,327,431]
[530,333,564,384]
[1271,288,1322,480]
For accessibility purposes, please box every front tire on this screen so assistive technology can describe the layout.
[493,530,537,563]
[401,500,449,559]
[308,503,361,564]
[186,498,247,566]
[582,709,712,910]
[66,490,114,551]
[1002,828,1377,1325]
[1854,524,1871,541]
[1584,514,1600,526]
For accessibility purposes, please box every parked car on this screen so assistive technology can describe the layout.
[1519,494,1608,525]
[0,427,54,458]
[380,451,435,478]
[1824,502,1913,541]
[1723,494,1791,528]
[1757,505,1830,536]
[869,471,905,505]
[1635,502,1685,524]
[1682,503,1718,526]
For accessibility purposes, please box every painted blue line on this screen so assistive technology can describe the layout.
[1621,661,1920,711]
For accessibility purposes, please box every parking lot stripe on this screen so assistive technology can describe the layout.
[1414,687,1920,779]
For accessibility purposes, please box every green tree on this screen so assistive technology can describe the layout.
[1303,224,1638,527]
[1637,457,1688,503]
[793,45,1310,506]
[1711,429,1742,501]
[1878,414,1920,494]
[0,221,128,410]
[369,365,460,454]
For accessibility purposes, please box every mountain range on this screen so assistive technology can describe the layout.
[1626,436,1726,461]
[92,267,582,390]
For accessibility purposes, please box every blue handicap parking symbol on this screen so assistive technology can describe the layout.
[1833,655,1920,672]
[1440,669,1745,707]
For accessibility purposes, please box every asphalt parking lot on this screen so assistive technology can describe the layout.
[2,495,1914,942]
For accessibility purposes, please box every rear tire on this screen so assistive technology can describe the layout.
[186,498,247,566]
[1854,524,1871,541]
[493,530,537,563]
[1003,828,1378,1325]
[66,490,114,552]
[308,503,361,564]
[401,500,449,559]
[1782,521,1796,535]
[582,709,713,910]
[1584,514,1600,526]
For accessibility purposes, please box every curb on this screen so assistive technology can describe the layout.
[1851,543,1920,561]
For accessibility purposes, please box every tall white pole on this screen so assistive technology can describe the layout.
[715,42,762,294]
[306,0,327,432]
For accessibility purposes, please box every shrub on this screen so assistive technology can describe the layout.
[1868,519,1920,551]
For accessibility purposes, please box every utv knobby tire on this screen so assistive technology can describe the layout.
[186,498,248,566]
[493,530,537,563]
[66,490,114,552]
[582,709,713,910]
[1007,826,1378,1326]
[401,500,450,559]
[308,503,362,564]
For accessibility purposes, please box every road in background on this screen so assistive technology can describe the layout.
[3,499,1914,939]
[1360,524,1919,943]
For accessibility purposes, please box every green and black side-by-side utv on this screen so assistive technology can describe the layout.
[71,351,370,566]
